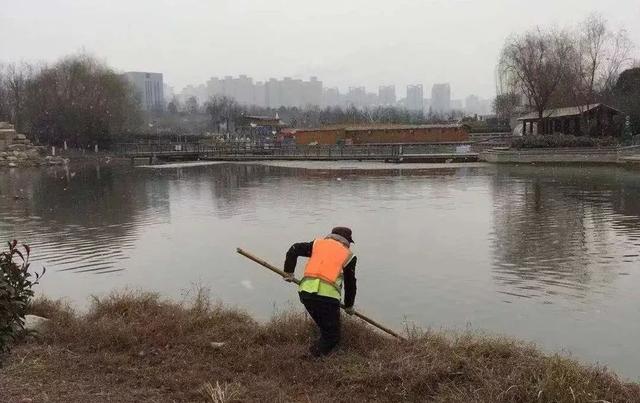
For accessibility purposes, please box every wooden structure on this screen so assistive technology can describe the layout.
[281,124,469,146]
[518,104,622,137]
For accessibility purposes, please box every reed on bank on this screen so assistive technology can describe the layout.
[0,290,638,403]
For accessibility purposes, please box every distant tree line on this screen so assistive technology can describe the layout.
[496,14,639,134]
[0,54,142,147]
[164,94,466,135]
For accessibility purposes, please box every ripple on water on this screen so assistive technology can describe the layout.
[0,203,160,276]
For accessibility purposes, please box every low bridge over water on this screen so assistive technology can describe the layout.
[114,135,513,164]
[114,142,492,164]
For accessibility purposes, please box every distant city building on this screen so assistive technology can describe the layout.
[465,95,481,115]
[181,83,208,104]
[431,83,451,114]
[163,84,174,103]
[123,72,164,111]
[323,87,341,107]
[451,99,464,111]
[204,75,322,108]
[303,77,323,107]
[480,99,493,115]
[464,95,492,116]
[180,75,483,113]
[265,78,281,108]
[378,85,396,106]
[364,92,378,107]
[406,84,424,111]
[346,86,366,107]
[253,81,266,107]
[423,98,431,112]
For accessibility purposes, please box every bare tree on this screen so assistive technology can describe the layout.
[499,28,574,133]
[573,14,634,106]
[492,93,522,121]
[0,65,7,121]
[167,95,181,114]
[205,96,242,133]
[2,63,33,131]
[185,96,200,114]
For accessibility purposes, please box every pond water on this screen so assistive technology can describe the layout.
[1,161,639,379]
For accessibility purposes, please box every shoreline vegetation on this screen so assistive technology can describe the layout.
[1,291,638,402]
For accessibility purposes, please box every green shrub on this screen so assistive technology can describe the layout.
[0,241,45,354]
[512,134,617,149]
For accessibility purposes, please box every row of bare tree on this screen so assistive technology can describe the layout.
[166,95,464,133]
[497,15,637,131]
[0,54,142,147]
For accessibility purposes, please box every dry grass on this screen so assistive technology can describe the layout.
[0,291,638,402]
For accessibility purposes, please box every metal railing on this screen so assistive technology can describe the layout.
[115,142,480,160]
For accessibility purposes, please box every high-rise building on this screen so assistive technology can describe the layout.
[253,81,266,107]
[123,71,164,111]
[346,87,366,108]
[180,84,208,104]
[378,85,396,106]
[187,75,459,112]
[431,83,451,114]
[302,77,323,107]
[323,87,341,107]
[364,92,378,107]
[451,99,464,111]
[280,77,298,107]
[163,83,174,103]
[235,75,254,105]
[406,84,424,111]
[465,95,481,115]
[265,78,281,108]
[464,95,493,115]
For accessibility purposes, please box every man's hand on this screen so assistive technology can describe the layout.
[344,306,355,315]
[283,273,295,283]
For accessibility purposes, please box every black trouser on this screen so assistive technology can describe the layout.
[299,292,341,356]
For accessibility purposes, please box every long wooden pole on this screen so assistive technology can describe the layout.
[236,247,406,340]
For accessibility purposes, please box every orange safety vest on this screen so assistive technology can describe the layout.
[303,238,353,289]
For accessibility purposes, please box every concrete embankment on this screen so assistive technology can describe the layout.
[620,155,640,167]
[480,146,640,165]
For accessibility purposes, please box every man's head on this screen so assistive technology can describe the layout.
[331,226,354,244]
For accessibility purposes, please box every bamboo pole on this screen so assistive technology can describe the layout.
[236,247,406,340]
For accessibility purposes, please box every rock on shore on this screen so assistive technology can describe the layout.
[0,122,68,167]
[23,315,50,334]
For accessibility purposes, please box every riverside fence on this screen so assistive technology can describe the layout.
[113,141,501,164]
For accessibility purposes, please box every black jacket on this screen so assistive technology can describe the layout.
[284,241,357,308]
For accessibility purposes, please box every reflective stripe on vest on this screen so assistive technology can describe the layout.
[303,238,353,291]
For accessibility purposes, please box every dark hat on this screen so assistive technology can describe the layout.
[331,226,354,243]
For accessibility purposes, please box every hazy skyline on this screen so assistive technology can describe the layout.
[2,0,639,99]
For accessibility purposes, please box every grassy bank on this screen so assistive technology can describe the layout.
[1,292,638,403]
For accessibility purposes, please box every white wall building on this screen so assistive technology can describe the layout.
[123,72,164,111]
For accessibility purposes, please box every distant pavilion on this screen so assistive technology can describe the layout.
[518,104,622,136]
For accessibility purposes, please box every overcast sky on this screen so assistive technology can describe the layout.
[2,0,639,99]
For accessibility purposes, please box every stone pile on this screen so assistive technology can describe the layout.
[0,122,68,167]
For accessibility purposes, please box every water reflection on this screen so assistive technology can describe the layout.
[2,162,640,378]
[491,165,640,301]
[0,165,168,275]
